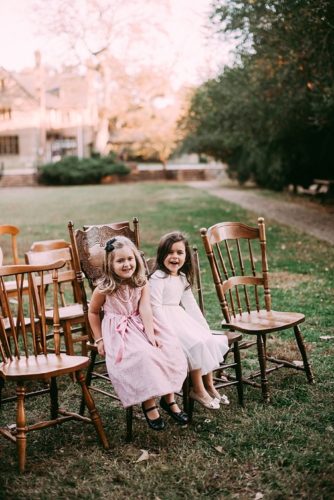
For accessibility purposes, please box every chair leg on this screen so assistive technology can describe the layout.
[182,375,190,414]
[256,334,270,403]
[50,377,59,419]
[294,325,315,383]
[182,374,194,422]
[16,383,27,473]
[79,349,97,415]
[63,322,75,355]
[76,370,109,449]
[233,341,244,407]
[126,407,133,442]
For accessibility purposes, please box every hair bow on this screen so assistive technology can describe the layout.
[105,238,116,252]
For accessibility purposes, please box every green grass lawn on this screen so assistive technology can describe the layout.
[0,182,333,499]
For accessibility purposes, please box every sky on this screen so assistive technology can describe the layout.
[0,0,235,84]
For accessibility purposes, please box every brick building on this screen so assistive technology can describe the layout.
[0,54,97,170]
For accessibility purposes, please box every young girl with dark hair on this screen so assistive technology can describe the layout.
[149,232,229,410]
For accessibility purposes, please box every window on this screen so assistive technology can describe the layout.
[0,136,19,155]
[0,108,11,120]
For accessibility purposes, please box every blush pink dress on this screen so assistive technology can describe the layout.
[149,271,229,374]
[101,284,187,408]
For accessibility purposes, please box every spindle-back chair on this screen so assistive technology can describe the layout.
[0,225,20,265]
[0,261,109,472]
[200,217,314,402]
[68,218,140,441]
[191,247,244,411]
[0,225,28,298]
[25,243,87,355]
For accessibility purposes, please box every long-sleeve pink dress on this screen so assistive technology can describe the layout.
[149,270,229,375]
[101,284,187,408]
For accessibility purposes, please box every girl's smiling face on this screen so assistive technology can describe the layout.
[163,241,186,276]
[112,246,136,279]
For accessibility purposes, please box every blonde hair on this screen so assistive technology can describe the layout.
[97,236,146,294]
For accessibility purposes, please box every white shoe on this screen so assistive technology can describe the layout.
[189,390,220,410]
[208,391,230,406]
[220,394,230,405]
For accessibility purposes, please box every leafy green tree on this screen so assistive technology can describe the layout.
[181,0,334,189]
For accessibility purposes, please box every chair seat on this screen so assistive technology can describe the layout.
[3,316,39,329]
[4,279,29,293]
[0,353,89,380]
[223,309,305,334]
[211,330,243,345]
[45,303,84,321]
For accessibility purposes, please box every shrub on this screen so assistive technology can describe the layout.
[38,155,130,186]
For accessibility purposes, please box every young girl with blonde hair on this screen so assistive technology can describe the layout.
[89,236,188,430]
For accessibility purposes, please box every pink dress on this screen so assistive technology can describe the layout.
[101,285,187,408]
[149,271,229,375]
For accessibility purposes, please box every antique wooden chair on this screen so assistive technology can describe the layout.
[0,225,20,265]
[25,242,87,355]
[200,217,314,402]
[177,248,244,421]
[0,225,29,298]
[68,218,140,441]
[0,260,109,472]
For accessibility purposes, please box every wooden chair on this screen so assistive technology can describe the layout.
[68,218,140,441]
[0,260,109,472]
[179,248,244,421]
[25,242,88,355]
[0,225,29,298]
[0,225,20,265]
[200,217,314,402]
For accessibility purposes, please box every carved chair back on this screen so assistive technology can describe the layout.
[200,217,271,324]
[0,225,20,265]
[0,261,64,360]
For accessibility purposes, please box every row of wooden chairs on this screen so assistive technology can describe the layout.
[0,218,314,472]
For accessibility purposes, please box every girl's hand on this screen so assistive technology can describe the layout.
[150,336,162,348]
[97,340,105,357]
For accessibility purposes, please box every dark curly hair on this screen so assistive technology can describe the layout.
[151,231,194,287]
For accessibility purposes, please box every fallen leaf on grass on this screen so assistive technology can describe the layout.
[319,336,334,341]
[213,445,224,454]
[135,449,149,463]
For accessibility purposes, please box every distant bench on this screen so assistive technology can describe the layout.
[300,179,334,198]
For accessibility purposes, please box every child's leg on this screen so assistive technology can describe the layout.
[142,398,160,419]
[190,369,213,400]
[203,372,220,399]
[163,393,182,413]
[203,372,230,404]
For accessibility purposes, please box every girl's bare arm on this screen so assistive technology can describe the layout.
[88,288,106,355]
[139,283,161,347]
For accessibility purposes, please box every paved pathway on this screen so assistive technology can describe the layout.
[188,181,334,245]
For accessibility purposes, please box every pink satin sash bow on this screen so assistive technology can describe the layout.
[114,312,142,363]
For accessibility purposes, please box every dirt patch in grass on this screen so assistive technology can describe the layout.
[269,271,312,289]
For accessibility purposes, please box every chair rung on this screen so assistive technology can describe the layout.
[0,427,17,443]
[219,362,236,369]
[240,341,257,349]
[91,372,110,381]
[89,386,119,400]
[266,356,306,370]
[0,387,50,404]
[214,380,239,389]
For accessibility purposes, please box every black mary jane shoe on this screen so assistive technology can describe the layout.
[159,398,189,426]
[141,404,166,431]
